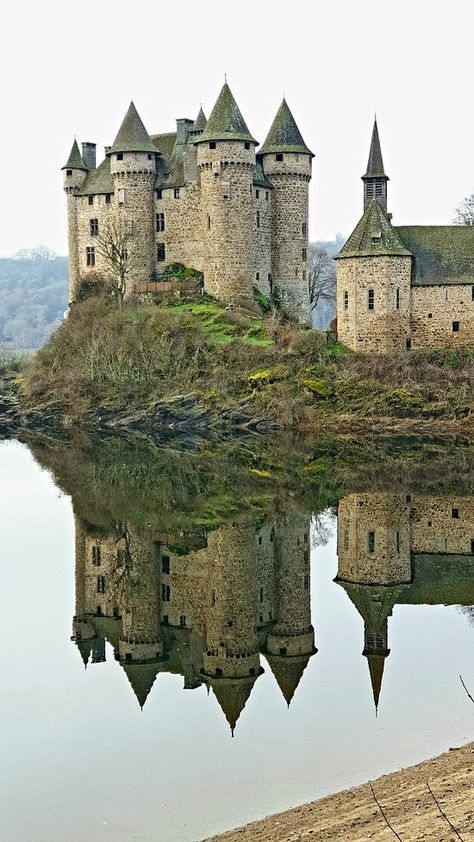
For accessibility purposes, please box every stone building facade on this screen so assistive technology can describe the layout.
[62,84,313,323]
[336,121,474,351]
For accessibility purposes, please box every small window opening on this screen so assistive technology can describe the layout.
[174,188,180,199]
[259,588,264,603]
[105,193,111,204]
[161,555,170,574]
[157,243,166,261]
[344,290,349,311]
[256,210,260,228]
[255,189,260,199]
[452,508,459,519]
[97,576,105,594]
[396,288,400,309]
[244,142,250,150]
[180,615,186,627]
[302,248,307,261]
[66,169,72,177]
[344,528,349,551]
[90,218,99,236]
[207,214,211,230]
[215,668,223,677]
[265,191,269,200]
[367,531,375,553]
[88,195,94,206]
[428,313,432,318]
[304,573,309,590]
[368,289,375,310]
[92,546,101,566]
[156,189,162,200]
[276,153,283,162]
[161,583,170,602]
[396,531,400,553]
[302,222,307,237]
[209,141,216,150]
[116,153,123,161]
[86,246,95,267]
[452,321,460,332]
[406,337,412,350]
[279,647,287,656]
[156,213,165,232]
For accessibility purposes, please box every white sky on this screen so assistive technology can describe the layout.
[1,0,473,255]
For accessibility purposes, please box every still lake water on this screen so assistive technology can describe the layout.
[1,436,474,842]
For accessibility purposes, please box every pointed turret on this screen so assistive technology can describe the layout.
[121,661,160,709]
[109,101,157,155]
[366,652,386,713]
[74,637,94,668]
[259,99,313,157]
[266,653,311,707]
[192,106,207,133]
[362,119,389,211]
[62,139,88,171]
[197,82,256,144]
[208,675,258,735]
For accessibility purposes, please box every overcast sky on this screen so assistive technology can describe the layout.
[2,0,472,255]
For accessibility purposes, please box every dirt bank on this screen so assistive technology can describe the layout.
[203,742,474,841]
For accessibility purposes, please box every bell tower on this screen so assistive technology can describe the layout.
[362,119,389,212]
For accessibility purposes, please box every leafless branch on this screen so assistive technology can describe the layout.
[95,218,134,308]
[308,246,336,312]
[426,782,465,841]
[453,193,474,225]
[459,674,474,704]
[369,781,403,841]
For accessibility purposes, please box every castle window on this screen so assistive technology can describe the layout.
[86,246,95,267]
[163,614,169,625]
[279,647,287,656]
[180,615,186,627]
[209,141,216,150]
[161,555,170,574]
[156,213,165,232]
[116,153,123,161]
[212,591,216,606]
[259,588,264,603]
[368,289,375,310]
[445,290,449,300]
[396,288,400,309]
[148,154,153,160]
[471,539,474,554]
[91,546,101,566]
[161,583,170,602]
[472,286,474,300]
[90,218,99,237]
[406,337,412,349]
[88,195,94,206]
[258,534,262,544]
[96,605,102,615]
[118,188,125,205]
[66,169,72,177]
[344,290,349,310]
[452,508,459,519]
[156,189,163,200]
[452,321,460,332]
[157,243,166,261]
[371,236,381,245]
[207,214,211,230]
[215,668,223,677]
[367,531,375,553]
[255,271,260,281]
[105,194,111,204]
[365,182,375,198]
[302,248,307,261]
[256,189,260,199]
[227,620,234,627]
[303,550,309,563]
[396,531,400,553]
[244,142,250,150]
[97,576,105,594]
[343,528,349,550]
[302,222,307,237]
[276,153,283,162]
[174,188,180,199]
[256,210,260,228]
[428,313,432,318]
[265,191,269,200]
[302,269,306,282]
[375,179,384,197]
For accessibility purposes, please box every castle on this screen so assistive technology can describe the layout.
[336,120,474,351]
[62,82,314,323]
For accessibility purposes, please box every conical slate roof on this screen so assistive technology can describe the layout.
[209,674,259,735]
[75,637,94,667]
[192,106,207,132]
[198,83,256,144]
[109,101,158,155]
[335,200,412,259]
[121,661,160,709]
[259,99,313,157]
[363,119,387,179]
[266,653,313,706]
[365,652,387,713]
[62,139,87,171]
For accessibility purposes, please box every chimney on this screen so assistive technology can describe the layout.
[81,142,97,170]
[104,146,111,156]
[176,118,194,145]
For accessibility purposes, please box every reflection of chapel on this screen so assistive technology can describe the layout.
[72,511,315,733]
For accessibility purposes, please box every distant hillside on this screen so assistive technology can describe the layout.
[0,248,68,350]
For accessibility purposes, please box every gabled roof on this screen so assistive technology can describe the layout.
[336,200,412,259]
[78,157,114,195]
[395,226,474,286]
[109,101,158,155]
[62,139,88,171]
[259,99,313,157]
[363,119,387,179]
[197,82,256,144]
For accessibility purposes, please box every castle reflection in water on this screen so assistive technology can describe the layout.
[71,493,474,731]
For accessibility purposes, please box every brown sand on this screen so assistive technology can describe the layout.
[202,743,474,841]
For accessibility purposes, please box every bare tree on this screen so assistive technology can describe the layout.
[453,193,474,225]
[308,245,336,312]
[95,218,134,308]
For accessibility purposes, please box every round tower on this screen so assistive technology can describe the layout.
[62,140,88,305]
[196,83,256,303]
[108,102,157,294]
[260,100,313,324]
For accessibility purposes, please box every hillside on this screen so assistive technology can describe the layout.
[0,248,68,349]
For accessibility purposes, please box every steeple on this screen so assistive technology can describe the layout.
[192,106,207,133]
[365,652,386,714]
[108,101,158,155]
[62,139,87,171]
[197,82,256,144]
[362,119,389,211]
[266,653,312,707]
[121,661,160,709]
[259,99,313,157]
[208,675,259,736]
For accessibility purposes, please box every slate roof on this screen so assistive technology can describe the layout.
[336,200,412,259]
[78,157,114,195]
[152,132,184,189]
[266,652,313,706]
[109,101,158,155]
[191,107,207,132]
[395,226,474,286]
[208,673,260,735]
[62,139,88,171]
[197,82,257,144]
[259,99,314,157]
[363,119,387,179]
[253,160,272,189]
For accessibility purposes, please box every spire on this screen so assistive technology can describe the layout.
[197,82,256,144]
[208,674,259,734]
[364,119,386,178]
[365,652,386,714]
[74,637,94,668]
[62,139,88,171]
[192,106,207,132]
[362,119,389,211]
[109,101,158,155]
[266,653,312,706]
[121,661,160,709]
[259,99,313,157]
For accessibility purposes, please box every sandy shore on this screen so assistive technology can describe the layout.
[203,743,474,841]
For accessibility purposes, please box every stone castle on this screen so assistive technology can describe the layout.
[62,82,313,322]
[336,120,474,352]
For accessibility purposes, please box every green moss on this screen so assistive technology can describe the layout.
[303,378,334,397]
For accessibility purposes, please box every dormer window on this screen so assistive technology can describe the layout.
[371,230,381,245]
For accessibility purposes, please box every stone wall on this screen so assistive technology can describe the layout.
[76,192,114,292]
[411,495,474,555]
[155,183,203,273]
[411,285,474,349]
[336,256,412,352]
[252,186,272,297]
[110,151,156,290]
[63,168,87,305]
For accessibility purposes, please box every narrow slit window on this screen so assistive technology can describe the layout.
[368,289,375,310]
[367,531,375,553]
[396,288,400,309]
[344,290,349,310]
[452,321,460,332]
[157,243,166,262]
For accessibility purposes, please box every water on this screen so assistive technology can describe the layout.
[1,435,474,842]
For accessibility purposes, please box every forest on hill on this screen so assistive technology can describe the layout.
[0,248,68,350]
